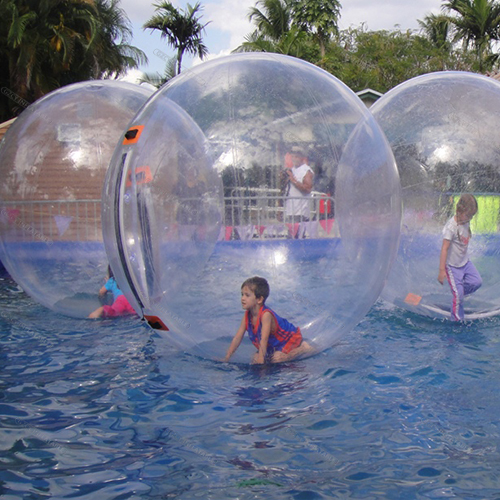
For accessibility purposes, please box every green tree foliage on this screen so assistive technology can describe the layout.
[443,0,500,72]
[85,0,148,81]
[248,0,293,40]
[0,0,146,122]
[238,0,493,94]
[236,25,312,58]
[419,13,454,51]
[143,1,209,76]
[140,55,177,88]
[235,0,329,59]
[291,0,341,57]
[235,0,310,56]
[328,27,477,93]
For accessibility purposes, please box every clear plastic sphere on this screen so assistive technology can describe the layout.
[104,53,401,362]
[372,71,500,319]
[0,80,153,317]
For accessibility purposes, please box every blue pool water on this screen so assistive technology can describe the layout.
[1,269,500,499]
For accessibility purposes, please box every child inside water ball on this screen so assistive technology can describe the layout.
[89,265,136,319]
[224,276,313,364]
[438,193,482,321]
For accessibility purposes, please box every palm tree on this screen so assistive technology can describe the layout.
[81,0,147,80]
[140,55,177,87]
[236,0,309,55]
[2,0,98,102]
[234,27,308,57]
[0,0,146,120]
[419,13,454,51]
[143,1,209,76]
[292,0,341,58]
[443,0,500,72]
[247,0,294,42]
[236,0,338,61]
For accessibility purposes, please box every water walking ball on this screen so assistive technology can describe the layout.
[372,71,500,319]
[0,80,153,317]
[103,53,401,362]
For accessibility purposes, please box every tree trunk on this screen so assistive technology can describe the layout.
[177,48,183,74]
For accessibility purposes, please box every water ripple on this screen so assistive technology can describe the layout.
[1,279,500,498]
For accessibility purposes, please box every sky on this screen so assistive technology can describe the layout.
[119,0,441,80]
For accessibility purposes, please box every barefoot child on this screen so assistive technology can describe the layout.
[224,276,312,364]
[438,193,482,321]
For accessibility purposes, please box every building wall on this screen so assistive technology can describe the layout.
[0,117,105,242]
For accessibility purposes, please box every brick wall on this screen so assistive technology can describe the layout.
[0,116,107,242]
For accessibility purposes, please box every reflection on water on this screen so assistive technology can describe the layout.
[1,272,500,498]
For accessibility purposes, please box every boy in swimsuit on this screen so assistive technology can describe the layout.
[438,193,482,321]
[224,276,313,364]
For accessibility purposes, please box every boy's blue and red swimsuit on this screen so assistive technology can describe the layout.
[245,304,302,356]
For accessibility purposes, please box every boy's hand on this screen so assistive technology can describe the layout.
[437,269,446,285]
[251,353,264,364]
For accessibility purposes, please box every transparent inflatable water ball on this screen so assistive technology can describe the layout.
[0,80,153,317]
[372,71,500,319]
[103,53,401,362]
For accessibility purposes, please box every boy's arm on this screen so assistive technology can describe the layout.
[438,239,451,284]
[99,278,111,296]
[224,315,246,362]
[253,312,272,364]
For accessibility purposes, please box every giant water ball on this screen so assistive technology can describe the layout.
[372,71,500,319]
[103,53,401,362]
[0,80,153,317]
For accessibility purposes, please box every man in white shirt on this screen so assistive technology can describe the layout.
[283,146,314,224]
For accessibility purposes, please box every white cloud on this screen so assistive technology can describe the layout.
[205,0,254,50]
[117,68,146,84]
[339,0,441,31]
[120,0,156,25]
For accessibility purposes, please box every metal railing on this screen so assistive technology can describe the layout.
[222,189,334,239]
[226,188,333,225]
[0,191,335,242]
[0,199,102,243]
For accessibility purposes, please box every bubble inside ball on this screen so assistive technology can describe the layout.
[104,53,401,361]
[372,71,500,319]
[0,80,153,317]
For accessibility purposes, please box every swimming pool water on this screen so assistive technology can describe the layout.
[1,270,500,499]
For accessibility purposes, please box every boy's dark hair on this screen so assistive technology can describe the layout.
[456,193,478,216]
[242,276,269,301]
